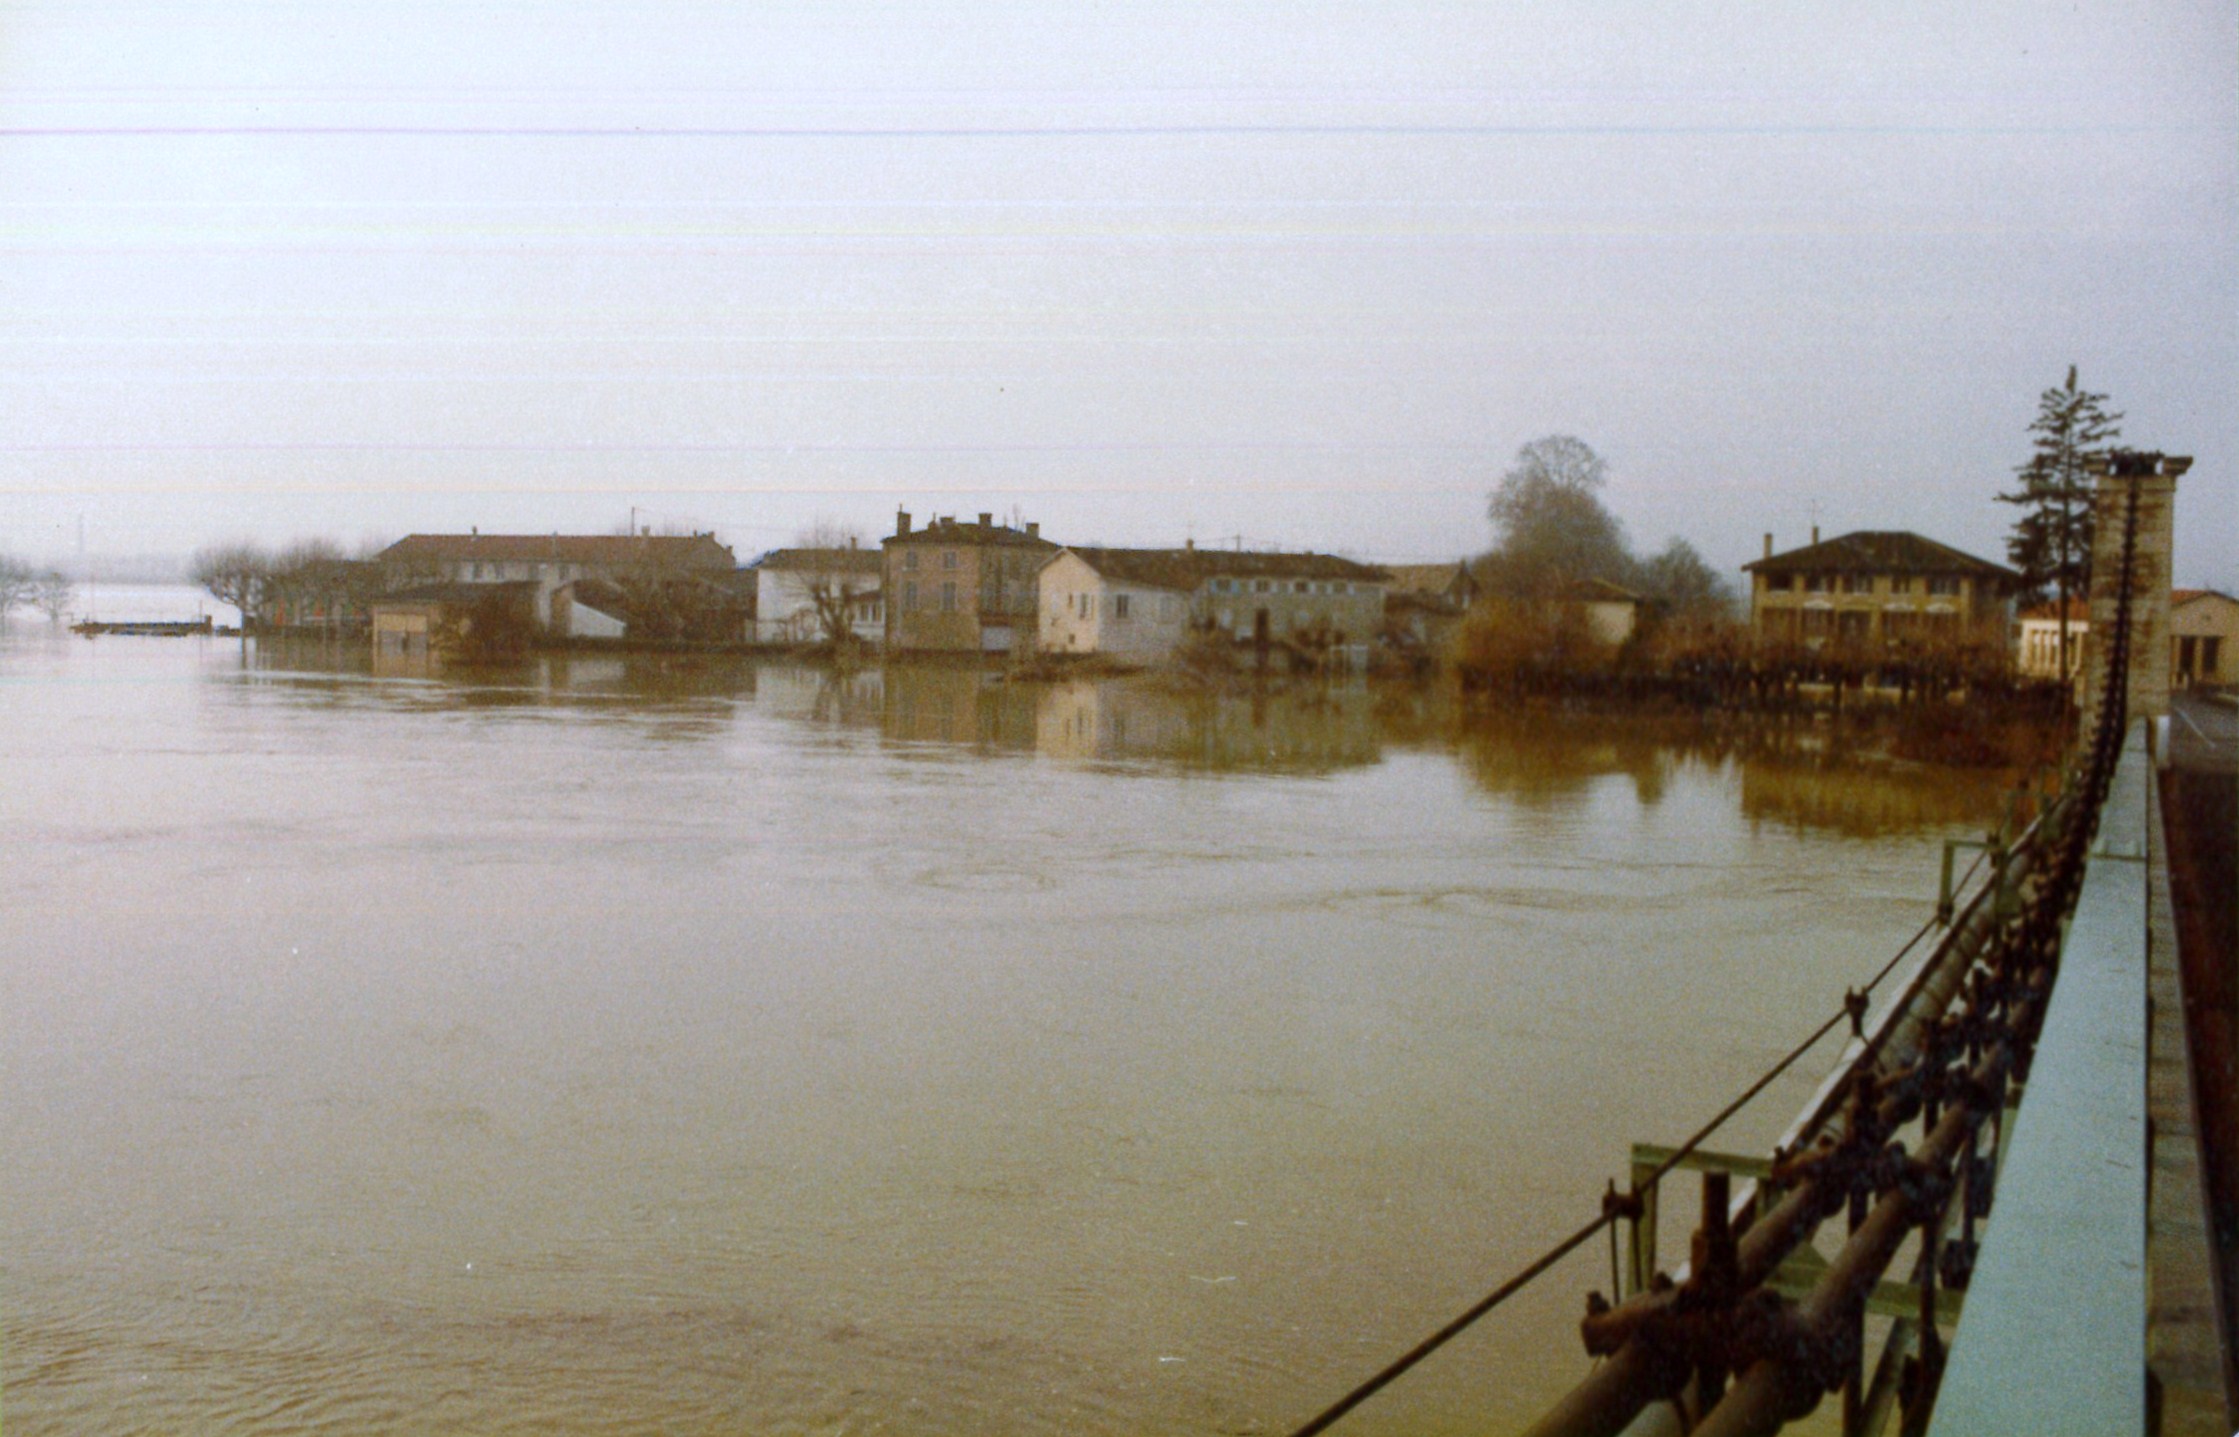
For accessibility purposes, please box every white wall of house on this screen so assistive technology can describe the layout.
[1200,574,1383,671]
[1582,599,1637,647]
[2017,615,2088,679]
[755,566,882,645]
[1039,553,1192,659]
[431,558,585,629]
[563,595,627,640]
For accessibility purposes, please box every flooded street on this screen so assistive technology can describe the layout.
[1,597,2022,1435]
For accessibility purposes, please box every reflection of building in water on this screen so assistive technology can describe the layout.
[1032,678,1381,773]
[755,664,884,724]
[1458,713,2015,835]
[1034,681,1197,762]
[370,645,438,681]
[881,663,1039,750]
[539,655,630,691]
[1739,756,2014,838]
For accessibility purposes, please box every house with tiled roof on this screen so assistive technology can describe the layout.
[882,510,1057,655]
[1560,577,1645,647]
[1382,561,1482,611]
[2171,589,2238,687]
[750,543,884,646]
[1743,530,2019,648]
[374,531,738,632]
[1038,544,1389,669]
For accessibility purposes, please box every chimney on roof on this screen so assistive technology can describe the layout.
[848,535,858,549]
[979,512,993,527]
[1811,525,1820,546]
[471,526,478,537]
[1763,533,1772,559]
[1025,522,1039,539]
[1185,537,1195,552]
[896,509,912,536]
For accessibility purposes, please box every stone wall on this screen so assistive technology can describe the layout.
[2082,453,2188,723]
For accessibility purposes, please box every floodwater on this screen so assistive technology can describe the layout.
[1,589,2024,1435]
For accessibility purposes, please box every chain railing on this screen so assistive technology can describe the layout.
[1280,468,2148,1437]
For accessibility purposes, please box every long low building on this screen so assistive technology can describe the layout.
[375,531,738,631]
[1038,545,1389,669]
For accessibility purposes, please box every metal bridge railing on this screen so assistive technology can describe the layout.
[1278,469,2149,1437]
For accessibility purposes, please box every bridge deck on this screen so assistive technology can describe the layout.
[1929,724,2150,1437]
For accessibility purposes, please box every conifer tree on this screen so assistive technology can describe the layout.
[2000,366,2120,685]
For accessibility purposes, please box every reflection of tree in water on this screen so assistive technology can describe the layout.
[756,663,883,726]
[1454,711,1682,810]
[1034,679,1381,774]
[1453,711,2024,836]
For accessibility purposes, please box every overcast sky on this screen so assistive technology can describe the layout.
[3,1,2232,588]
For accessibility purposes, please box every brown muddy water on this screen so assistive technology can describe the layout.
[1,597,2027,1435]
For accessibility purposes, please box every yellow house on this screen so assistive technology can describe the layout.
[1745,531,2017,649]
[2171,589,2238,687]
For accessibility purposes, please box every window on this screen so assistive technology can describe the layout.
[1928,576,1962,597]
[1805,573,1829,593]
[941,550,958,570]
[1255,580,1271,593]
[903,580,918,612]
[1295,581,1309,594]
[1889,575,1911,594]
[1214,579,1232,594]
[941,581,957,612]
[471,562,484,580]
[1113,594,1131,620]
[1764,573,1791,592]
[904,550,918,570]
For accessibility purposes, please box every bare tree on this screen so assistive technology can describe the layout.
[0,555,33,622]
[191,541,272,627]
[788,522,878,651]
[1484,435,1634,596]
[32,569,75,624]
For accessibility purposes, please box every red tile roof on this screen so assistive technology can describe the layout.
[751,547,882,574]
[378,533,735,569]
[1745,531,2019,582]
[1051,546,1389,591]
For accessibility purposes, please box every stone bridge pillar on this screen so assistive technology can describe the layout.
[2081,451,2188,724]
